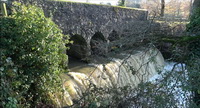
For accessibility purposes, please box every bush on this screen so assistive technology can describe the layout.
[186,7,200,107]
[187,8,200,33]
[0,2,69,107]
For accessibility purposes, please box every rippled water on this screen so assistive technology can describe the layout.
[61,47,164,106]
[150,62,191,108]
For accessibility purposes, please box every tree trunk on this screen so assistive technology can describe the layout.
[160,0,165,17]
[122,0,126,6]
[193,0,200,10]
[191,0,200,16]
[189,0,194,16]
[0,2,8,16]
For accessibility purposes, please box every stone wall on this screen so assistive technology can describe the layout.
[42,1,148,58]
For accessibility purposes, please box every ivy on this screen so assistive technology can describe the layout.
[0,2,69,107]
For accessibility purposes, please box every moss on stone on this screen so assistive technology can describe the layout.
[161,35,200,45]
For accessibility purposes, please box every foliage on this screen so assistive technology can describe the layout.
[0,2,69,107]
[187,8,200,33]
[159,6,200,106]
[159,6,200,107]
[186,57,200,107]
[71,80,179,108]
[141,0,191,18]
[71,84,131,108]
[186,7,200,107]
[118,0,125,6]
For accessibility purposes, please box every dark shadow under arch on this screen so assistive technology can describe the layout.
[90,32,107,56]
[67,34,88,59]
[108,30,120,42]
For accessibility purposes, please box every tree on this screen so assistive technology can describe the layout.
[118,0,126,6]
[191,0,200,16]
[160,0,165,17]
[126,0,141,8]
[188,0,200,106]
[192,0,200,10]
[161,0,200,106]
[0,0,8,16]
[188,0,200,33]
[190,0,194,15]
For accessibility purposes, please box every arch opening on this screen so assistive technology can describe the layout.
[108,30,120,42]
[90,32,107,56]
[67,34,88,59]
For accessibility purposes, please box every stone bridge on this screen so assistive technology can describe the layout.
[42,1,148,59]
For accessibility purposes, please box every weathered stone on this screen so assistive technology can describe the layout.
[41,1,148,58]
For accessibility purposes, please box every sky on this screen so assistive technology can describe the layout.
[66,0,188,6]
[66,0,119,5]
[89,0,118,5]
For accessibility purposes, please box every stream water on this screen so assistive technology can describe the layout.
[59,47,165,106]
[150,62,191,108]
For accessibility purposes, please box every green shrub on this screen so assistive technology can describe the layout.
[187,8,200,33]
[186,7,200,107]
[0,2,69,107]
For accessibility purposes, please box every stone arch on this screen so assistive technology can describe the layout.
[68,34,89,59]
[90,32,107,56]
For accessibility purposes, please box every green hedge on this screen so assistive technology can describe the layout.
[0,2,69,107]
